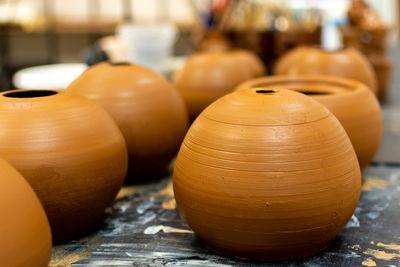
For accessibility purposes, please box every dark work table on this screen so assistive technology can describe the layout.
[51,47,400,267]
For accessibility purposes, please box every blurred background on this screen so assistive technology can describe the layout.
[0,0,398,96]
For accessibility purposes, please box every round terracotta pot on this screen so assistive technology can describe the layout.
[274,46,378,94]
[237,75,382,169]
[173,50,266,121]
[67,62,188,180]
[0,158,52,267]
[0,89,128,242]
[173,88,361,261]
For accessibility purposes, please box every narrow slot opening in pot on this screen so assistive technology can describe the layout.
[109,62,132,66]
[256,89,276,94]
[297,91,332,95]
[3,90,58,98]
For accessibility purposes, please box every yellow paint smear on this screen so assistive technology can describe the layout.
[154,181,174,197]
[162,198,176,209]
[362,177,388,191]
[50,235,103,267]
[362,258,376,266]
[363,248,400,260]
[116,184,153,198]
[351,244,361,250]
[376,242,400,251]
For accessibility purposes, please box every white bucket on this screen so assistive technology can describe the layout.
[117,23,177,73]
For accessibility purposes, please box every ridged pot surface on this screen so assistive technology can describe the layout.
[0,158,52,267]
[0,89,128,241]
[67,62,189,180]
[173,88,361,261]
[274,46,378,94]
[237,75,382,169]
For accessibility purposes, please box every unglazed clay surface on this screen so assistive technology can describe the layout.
[173,88,361,261]
[237,75,382,169]
[0,158,52,267]
[173,50,265,120]
[274,46,378,94]
[67,62,188,180]
[0,90,128,242]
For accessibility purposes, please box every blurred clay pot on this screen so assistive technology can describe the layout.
[174,50,266,120]
[174,88,361,261]
[67,62,189,180]
[0,89,128,241]
[237,75,382,169]
[274,46,378,94]
[0,158,52,267]
[368,54,392,101]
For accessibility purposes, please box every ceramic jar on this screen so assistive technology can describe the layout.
[173,50,266,120]
[0,158,52,267]
[173,88,361,261]
[237,75,382,169]
[0,89,128,242]
[274,46,378,94]
[67,62,188,180]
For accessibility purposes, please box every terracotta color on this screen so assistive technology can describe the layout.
[173,88,361,261]
[274,46,378,94]
[67,62,188,180]
[174,50,266,120]
[368,54,392,101]
[0,89,128,241]
[237,75,382,169]
[0,158,52,267]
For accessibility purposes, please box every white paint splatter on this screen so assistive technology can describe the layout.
[346,215,360,228]
[367,211,380,220]
[166,260,232,266]
[136,199,154,214]
[138,211,157,225]
[144,225,193,235]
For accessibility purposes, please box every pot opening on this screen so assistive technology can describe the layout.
[109,62,131,66]
[3,90,58,98]
[256,89,276,94]
[298,90,332,95]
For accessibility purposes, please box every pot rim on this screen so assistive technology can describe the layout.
[0,89,63,102]
[237,75,369,97]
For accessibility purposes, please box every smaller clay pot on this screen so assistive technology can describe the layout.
[0,89,128,241]
[67,62,189,180]
[174,50,266,120]
[274,46,378,94]
[237,75,382,169]
[0,158,52,267]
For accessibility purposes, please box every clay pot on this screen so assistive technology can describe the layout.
[173,88,361,261]
[174,50,266,120]
[368,54,392,101]
[0,158,52,267]
[237,75,382,169]
[274,46,378,94]
[67,62,188,180]
[0,89,128,242]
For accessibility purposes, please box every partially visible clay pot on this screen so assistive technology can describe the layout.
[0,158,52,267]
[174,50,266,120]
[67,62,188,180]
[0,89,128,241]
[368,54,392,101]
[174,88,361,261]
[274,46,378,94]
[237,75,382,169]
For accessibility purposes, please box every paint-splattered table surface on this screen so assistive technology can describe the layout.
[51,47,400,267]
[50,166,400,267]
